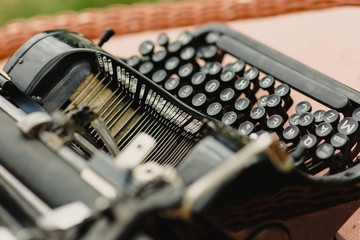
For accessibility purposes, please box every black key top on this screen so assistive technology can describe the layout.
[164,77,180,93]
[139,40,155,57]
[234,77,251,93]
[289,113,300,126]
[244,67,259,91]
[178,85,194,102]
[265,94,284,116]
[206,62,222,78]
[178,64,195,81]
[127,55,142,69]
[259,75,275,94]
[313,110,326,124]
[164,56,181,74]
[238,121,255,136]
[274,84,293,110]
[257,95,268,107]
[222,111,238,127]
[244,67,259,82]
[178,31,194,46]
[267,114,284,134]
[234,97,252,115]
[330,132,348,149]
[315,122,333,141]
[191,93,207,110]
[191,72,207,89]
[352,107,360,122]
[205,32,221,45]
[300,134,318,151]
[207,102,222,119]
[197,45,218,61]
[151,50,168,67]
[219,88,236,106]
[157,33,169,47]
[323,109,340,127]
[225,60,245,76]
[205,79,221,96]
[151,69,168,84]
[250,106,267,125]
[295,101,312,114]
[298,112,315,133]
[139,61,154,76]
[220,69,236,86]
[316,142,334,161]
[167,41,182,55]
[180,46,199,69]
[283,125,301,144]
[337,117,358,137]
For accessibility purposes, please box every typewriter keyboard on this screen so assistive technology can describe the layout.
[126,24,360,176]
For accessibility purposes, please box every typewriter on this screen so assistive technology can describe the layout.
[0,23,359,240]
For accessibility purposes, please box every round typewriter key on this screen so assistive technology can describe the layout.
[313,110,326,124]
[127,55,142,69]
[205,79,221,95]
[205,32,221,45]
[139,61,154,76]
[207,102,222,118]
[337,117,358,136]
[167,41,182,55]
[275,84,293,110]
[151,69,168,84]
[178,64,195,80]
[192,93,207,109]
[257,95,269,107]
[267,114,284,132]
[300,134,318,150]
[244,67,259,81]
[238,121,254,136]
[315,122,333,140]
[228,60,245,76]
[235,97,252,113]
[197,45,218,61]
[298,112,314,128]
[295,101,312,114]
[323,109,340,127]
[316,143,334,160]
[191,72,206,88]
[220,69,236,85]
[178,31,193,46]
[352,107,360,122]
[164,56,180,73]
[207,62,222,78]
[151,50,167,66]
[178,85,194,101]
[220,88,236,105]
[330,133,348,149]
[222,111,238,126]
[157,33,169,47]
[180,46,197,62]
[164,77,180,92]
[139,40,155,57]
[259,75,275,93]
[266,94,282,109]
[289,113,300,126]
[234,77,250,93]
[283,125,300,143]
[250,106,266,123]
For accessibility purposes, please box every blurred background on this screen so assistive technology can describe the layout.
[0,0,172,26]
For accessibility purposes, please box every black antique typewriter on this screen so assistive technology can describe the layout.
[0,23,360,240]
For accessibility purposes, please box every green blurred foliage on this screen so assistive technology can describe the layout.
[0,0,163,26]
